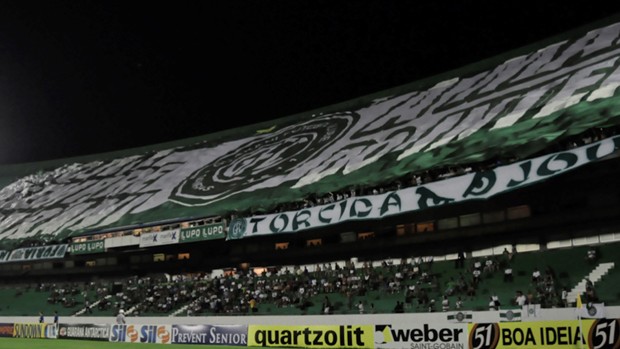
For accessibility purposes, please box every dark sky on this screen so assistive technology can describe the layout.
[1,1,620,165]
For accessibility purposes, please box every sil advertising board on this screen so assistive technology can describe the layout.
[109,324,171,344]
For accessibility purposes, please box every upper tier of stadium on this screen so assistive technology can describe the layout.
[1,14,620,248]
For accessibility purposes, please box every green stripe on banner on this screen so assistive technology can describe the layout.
[500,309,522,322]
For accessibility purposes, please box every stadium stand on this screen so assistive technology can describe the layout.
[1,238,619,317]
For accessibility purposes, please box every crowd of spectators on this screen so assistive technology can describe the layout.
[16,241,608,317]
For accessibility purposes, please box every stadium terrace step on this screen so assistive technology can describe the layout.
[567,262,615,304]
[74,295,112,316]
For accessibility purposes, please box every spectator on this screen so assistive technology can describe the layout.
[491,294,501,310]
[455,296,464,310]
[502,247,510,261]
[455,251,465,269]
[483,257,495,274]
[249,297,257,313]
[561,287,569,307]
[515,291,526,306]
[53,311,59,326]
[357,301,364,314]
[428,299,436,312]
[531,268,541,284]
[116,309,126,324]
[39,311,44,323]
[393,301,404,313]
[441,296,450,312]
[472,268,481,286]
[586,247,598,264]
[504,266,513,282]
[526,290,535,305]
[489,296,498,311]
[322,296,331,315]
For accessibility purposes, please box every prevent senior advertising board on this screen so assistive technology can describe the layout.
[171,324,247,345]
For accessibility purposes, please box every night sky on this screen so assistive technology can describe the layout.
[1,1,620,165]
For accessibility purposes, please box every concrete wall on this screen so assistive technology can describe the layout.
[2,305,618,326]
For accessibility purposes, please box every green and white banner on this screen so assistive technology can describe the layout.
[70,240,105,255]
[1,19,620,247]
[0,244,68,263]
[499,308,523,322]
[179,222,226,243]
[227,136,620,239]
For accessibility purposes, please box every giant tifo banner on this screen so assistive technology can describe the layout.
[227,136,619,239]
[1,18,620,247]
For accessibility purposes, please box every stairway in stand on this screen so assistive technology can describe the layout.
[566,262,615,305]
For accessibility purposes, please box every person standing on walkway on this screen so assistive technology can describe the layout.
[116,309,126,324]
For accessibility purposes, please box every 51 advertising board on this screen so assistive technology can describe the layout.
[468,319,620,349]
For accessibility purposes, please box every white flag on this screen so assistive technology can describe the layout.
[500,308,522,322]
[446,311,472,323]
[576,302,606,318]
[522,304,541,318]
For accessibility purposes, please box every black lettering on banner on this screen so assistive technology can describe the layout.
[292,210,311,231]
[416,187,455,209]
[536,152,578,176]
[249,217,265,234]
[589,319,619,349]
[507,162,532,187]
[502,328,536,346]
[324,330,337,346]
[255,330,265,346]
[269,214,289,233]
[586,137,620,161]
[280,330,291,345]
[338,201,348,220]
[312,330,322,345]
[349,199,372,218]
[469,323,499,349]
[380,192,401,216]
[462,171,497,198]
[540,326,581,345]
[318,204,335,223]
